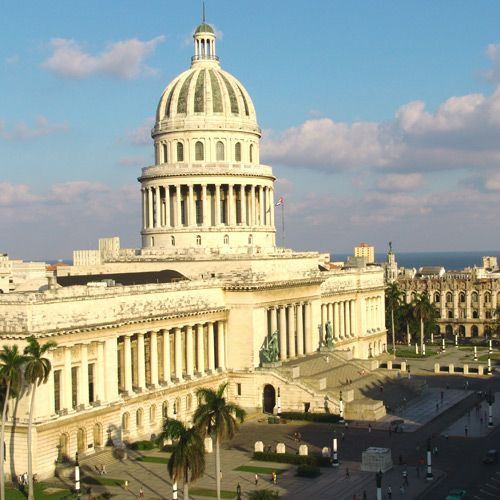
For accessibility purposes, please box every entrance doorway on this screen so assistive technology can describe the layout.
[263,384,276,414]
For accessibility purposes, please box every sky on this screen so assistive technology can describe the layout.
[2,0,500,260]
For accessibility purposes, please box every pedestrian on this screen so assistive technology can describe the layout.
[403,469,409,486]
[436,402,439,412]
[102,464,107,475]
[23,472,28,486]
[345,421,349,431]
[400,485,405,496]
[368,423,372,433]
[273,471,277,485]
[139,486,144,498]
[342,432,345,441]
[465,425,468,437]
[87,487,92,500]
[440,391,444,402]
[387,485,392,499]
[124,480,129,491]
[345,467,350,479]
[363,490,367,500]
[254,473,259,486]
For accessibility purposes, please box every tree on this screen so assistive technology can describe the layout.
[23,336,56,500]
[160,418,205,500]
[248,490,280,500]
[194,382,246,500]
[385,283,403,356]
[398,302,416,345]
[412,293,437,351]
[492,305,500,337]
[0,345,26,500]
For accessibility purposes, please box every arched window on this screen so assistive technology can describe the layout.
[472,291,478,302]
[186,394,192,410]
[162,401,169,419]
[447,310,453,318]
[173,397,181,415]
[446,292,453,303]
[195,141,204,161]
[171,236,175,247]
[459,292,465,303]
[486,311,492,319]
[249,144,254,163]
[235,142,241,162]
[472,310,479,319]
[196,235,201,246]
[434,292,440,303]
[122,412,130,431]
[248,234,253,245]
[136,409,143,428]
[216,141,225,161]
[177,142,184,162]
[485,293,491,304]
[224,234,229,245]
[163,143,168,163]
[149,405,156,423]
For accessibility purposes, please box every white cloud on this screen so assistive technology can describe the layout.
[127,117,154,146]
[118,155,149,167]
[4,55,19,65]
[43,36,165,79]
[0,115,68,141]
[484,43,500,81]
[376,173,423,192]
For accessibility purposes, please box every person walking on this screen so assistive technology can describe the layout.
[345,467,350,479]
[254,473,259,486]
[139,486,144,498]
[403,469,409,486]
[362,491,367,500]
[387,485,392,499]
[124,479,129,491]
[368,423,372,433]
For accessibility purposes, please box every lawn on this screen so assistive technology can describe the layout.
[136,455,169,464]
[478,353,500,362]
[6,483,70,499]
[234,465,286,475]
[190,487,236,498]
[390,348,438,358]
[82,476,125,487]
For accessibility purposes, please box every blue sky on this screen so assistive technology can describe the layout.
[2,0,500,260]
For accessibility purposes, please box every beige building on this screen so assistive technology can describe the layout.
[0,20,387,479]
[399,264,500,337]
[354,243,375,264]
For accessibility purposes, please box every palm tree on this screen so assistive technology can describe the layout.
[412,293,435,352]
[385,283,402,356]
[23,336,56,500]
[0,345,26,500]
[160,418,205,499]
[194,382,246,500]
[399,301,416,345]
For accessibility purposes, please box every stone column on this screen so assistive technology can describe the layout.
[95,341,105,401]
[304,302,312,353]
[297,303,304,356]
[350,300,356,336]
[79,343,89,408]
[164,186,170,227]
[186,326,194,377]
[174,327,183,380]
[217,321,226,370]
[155,186,161,228]
[270,307,278,334]
[137,333,146,390]
[202,184,208,227]
[279,306,287,361]
[150,331,159,387]
[176,185,182,227]
[45,351,55,416]
[327,303,333,322]
[334,302,340,338]
[320,304,326,338]
[188,184,195,226]
[288,304,296,358]
[162,329,171,384]
[243,185,248,225]
[62,347,72,410]
[196,324,205,375]
[340,302,345,338]
[123,335,133,395]
[104,338,118,402]
[250,185,256,226]
[228,184,234,225]
[207,322,215,372]
[345,301,351,338]
[141,188,146,230]
[147,187,154,229]
[215,184,221,225]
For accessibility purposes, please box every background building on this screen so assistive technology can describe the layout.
[354,243,375,263]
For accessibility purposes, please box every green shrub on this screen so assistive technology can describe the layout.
[253,451,331,467]
[129,440,156,450]
[278,412,340,423]
[247,490,280,500]
[296,464,321,478]
[268,416,280,424]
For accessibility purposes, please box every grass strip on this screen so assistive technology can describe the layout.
[234,465,285,475]
[7,483,71,500]
[82,476,125,486]
[190,487,235,498]
[136,455,169,464]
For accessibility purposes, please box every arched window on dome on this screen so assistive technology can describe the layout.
[224,234,229,245]
[196,235,201,246]
[171,236,175,247]
[235,142,241,162]
[163,143,168,163]
[177,142,184,162]
[249,144,254,163]
[195,141,204,161]
[216,141,225,161]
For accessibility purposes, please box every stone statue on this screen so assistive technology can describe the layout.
[324,320,334,349]
[388,241,393,253]
[261,330,279,363]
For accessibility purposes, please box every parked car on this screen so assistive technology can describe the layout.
[445,489,466,500]
[483,449,498,464]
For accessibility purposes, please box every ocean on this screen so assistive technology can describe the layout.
[330,251,500,271]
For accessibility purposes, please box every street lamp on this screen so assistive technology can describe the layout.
[376,470,383,500]
[474,346,478,361]
[441,337,446,353]
[339,391,345,423]
[426,438,433,481]
[331,430,339,467]
[486,389,495,428]
[74,452,81,498]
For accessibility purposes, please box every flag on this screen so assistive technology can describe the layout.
[275,197,284,207]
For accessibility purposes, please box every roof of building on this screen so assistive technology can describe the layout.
[418,266,444,274]
[195,22,214,34]
[56,269,188,287]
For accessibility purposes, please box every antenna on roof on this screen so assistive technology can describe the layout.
[202,1,206,22]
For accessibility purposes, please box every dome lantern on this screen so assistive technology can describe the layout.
[192,8,218,65]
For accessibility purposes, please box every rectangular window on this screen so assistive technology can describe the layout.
[237,383,242,396]
[54,370,61,413]
[181,200,186,225]
[236,198,241,224]
[88,363,95,403]
[196,199,202,224]
[220,198,227,224]
[71,367,78,409]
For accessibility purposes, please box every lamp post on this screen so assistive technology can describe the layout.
[74,452,81,498]
[488,357,492,375]
[376,470,383,500]
[277,387,281,415]
[332,430,339,467]
[173,481,178,500]
[422,343,426,356]
[426,439,433,481]
[441,338,445,353]
[473,346,478,361]
[486,389,495,428]
[489,339,493,355]
[455,334,458,348]
[339,391,345,423]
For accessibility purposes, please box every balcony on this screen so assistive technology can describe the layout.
[191,54,219,63]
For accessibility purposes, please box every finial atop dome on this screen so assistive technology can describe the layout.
[192,3,218,64]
